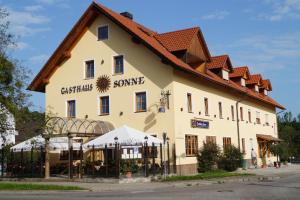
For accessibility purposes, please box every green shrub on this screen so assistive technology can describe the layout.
[218,145,243,172]
[197,142,221,172]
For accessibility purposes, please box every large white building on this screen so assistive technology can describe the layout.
[28,2,284,174]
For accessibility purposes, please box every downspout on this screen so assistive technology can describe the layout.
[236,94,248,151]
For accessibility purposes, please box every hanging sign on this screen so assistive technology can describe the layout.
[191,119,209,129]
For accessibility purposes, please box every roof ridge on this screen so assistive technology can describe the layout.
[155,27,199,36]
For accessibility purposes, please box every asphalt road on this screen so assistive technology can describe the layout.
[0,174,299,200]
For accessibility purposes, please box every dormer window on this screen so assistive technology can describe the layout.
[222,70,229,80]
[255,85,259,92]
[241,78,246,87]
[264,89,268,96]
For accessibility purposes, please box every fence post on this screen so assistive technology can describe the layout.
[167,141,170,174]
[79,144,83,179]
[105,144,108,177]
[145,141,149,177]
[69,145,73,179]
[173,143,176,174]
[159,143,163,175]
[10,149,14,177]
[115,142,118,178]
[152,142,155,177]
[40,146,43,178]
[1,145,4,177]
[20,148,24,177]
[31,146,34,178]
[44,137,50,179]
[92,145,95,177]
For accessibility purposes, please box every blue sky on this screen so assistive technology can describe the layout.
[2,0,300,115]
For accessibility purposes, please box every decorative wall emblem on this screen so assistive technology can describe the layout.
[96,75,111,93]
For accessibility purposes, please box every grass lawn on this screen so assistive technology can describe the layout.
[163,170,255,182]
[0,182,84,191]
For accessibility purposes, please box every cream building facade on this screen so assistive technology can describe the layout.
[29,2,284,175]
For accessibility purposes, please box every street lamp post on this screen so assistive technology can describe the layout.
[144,136,148,177]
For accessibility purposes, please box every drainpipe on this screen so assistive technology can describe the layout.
[236,100,242,151]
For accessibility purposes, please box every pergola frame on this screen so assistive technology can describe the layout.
[43,117,114,179]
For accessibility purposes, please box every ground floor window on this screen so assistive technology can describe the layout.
[206,136,216,144]
[222,137,231,150]
[100,96,109,115]
[67,100,76,118]
[185,135,198,156]
[135,92,147,112]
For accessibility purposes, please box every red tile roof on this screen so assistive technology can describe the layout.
[229,66,250,78]
[246,74,262,85]
[206,55,232,71]
[261,79,272,91]
[154,27,199,52]
[28,1,284,110]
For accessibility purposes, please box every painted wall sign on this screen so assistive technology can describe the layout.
[191,119,209,129]
[113,76,145,88]
[61,84,93,95]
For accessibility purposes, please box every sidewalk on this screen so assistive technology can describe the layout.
[1,164,299,192]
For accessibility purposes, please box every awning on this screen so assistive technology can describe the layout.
[84,125,163,149]
[256,134,283,142]
[11,135,83,152]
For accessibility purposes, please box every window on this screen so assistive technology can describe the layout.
[222,70,229,80]
[187,93,192,113]
[256,111,261,124]
[218,102,223,119]
[242,138,246,154]
[185,135,198,156]
[241,78,246,86]
[206,136,216,144]
[100,96,109,115]
[265,114,269,125]
[255,85,259,92]
[67,100,76,118]
[97,25,108,40]
[248,110,252,123]
[136,92,147,112]
[204,98,209,116]
[114,55,124,74]
[231,105,235,120]
[223,137,231,150]
[85,60,94,79]
[240,107,244,121]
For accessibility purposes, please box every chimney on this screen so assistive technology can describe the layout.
[120,12,133,20]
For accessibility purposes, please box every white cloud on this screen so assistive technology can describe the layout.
[259,0,300,21]
[8,42,29,50]
[212,33,300,74]
[29,54,49,64]
[5,7,51,37]
[201,10,230,20]
[35,0,70,8]
[24,5,44,12]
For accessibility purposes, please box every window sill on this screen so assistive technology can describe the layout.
[97,38,108,41]
[112,73,124,76]
[99,113,109,116]
[135,110,147,113]
[84,77,94,80]
[188,111,194,114]
[185,155,197,157]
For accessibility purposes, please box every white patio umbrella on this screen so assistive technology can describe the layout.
[11,135,83,152]
[84,125,163,149]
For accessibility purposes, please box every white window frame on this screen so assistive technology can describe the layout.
[83,59,95,80]
[97,24,109,41]
[98,95,110,116]
[133,90,148,113]
[241,78,246,86]
[65,99,76,118]
[112,54,125,75]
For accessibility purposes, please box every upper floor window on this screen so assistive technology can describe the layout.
[265,114,269,125]
[231,105,235,120]
[185,135,198,156]
[204,98,209,116]
[85,60,94,79]
[136,92,147,112]
[248,110,252,123]
[114,55,124,74]
[218,102,223,119]
[99,96,109,115]
[255,85,259,92]
[240,107,244,121]
[187,93,192,113]
[222,70,229,80]
[67,100,76,118]
[241,78,246,87]
[98,25,108,41]
[256,111,261,124]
